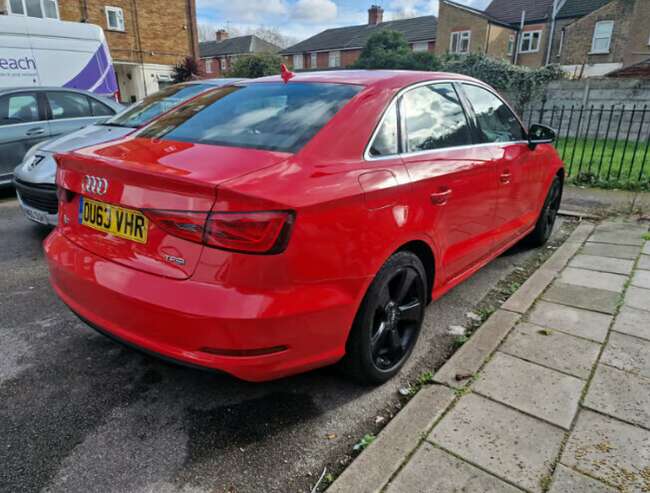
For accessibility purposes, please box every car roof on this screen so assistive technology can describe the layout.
[248,70,485,90]
[187,78,246,86]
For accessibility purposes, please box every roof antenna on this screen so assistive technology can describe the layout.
[280,64,295,83]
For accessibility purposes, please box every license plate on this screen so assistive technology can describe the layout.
[24,206,49,225]
[79,197,148,244]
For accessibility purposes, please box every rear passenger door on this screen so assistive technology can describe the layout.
[0,91,51,183]
[44,91,107,139]
[399,82,498,283]
[460,83,540,249]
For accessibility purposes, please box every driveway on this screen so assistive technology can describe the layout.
[0,192,569,493]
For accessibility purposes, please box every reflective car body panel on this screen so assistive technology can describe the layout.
[45,71,564,381]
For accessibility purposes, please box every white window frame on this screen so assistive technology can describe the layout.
[310,52,317,68]
[204,59,213,73]
[519,30,542,54]
[105,6,125,32]
[591,20,614,54]
[450,31,471,54]
[293,54,303,70]
[412,41,429,52]
[507,34,515,56]
[8,0,59,19]
[328,50,341,68]
[220,57,227,71]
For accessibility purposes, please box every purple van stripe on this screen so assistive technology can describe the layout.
[64,44,117,95]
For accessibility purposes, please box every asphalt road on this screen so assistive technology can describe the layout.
[0,190,567,493]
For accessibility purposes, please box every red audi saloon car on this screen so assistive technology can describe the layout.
[45,70,563,384]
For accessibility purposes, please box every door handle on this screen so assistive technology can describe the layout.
[26,127,46,136]
[430,188,452,206]
[500,171,512,184]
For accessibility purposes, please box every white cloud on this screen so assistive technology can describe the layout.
[292,0,338,23]
[197,0,288,23]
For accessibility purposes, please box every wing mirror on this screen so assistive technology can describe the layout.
[528,123,556,149]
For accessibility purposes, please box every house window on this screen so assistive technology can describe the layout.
[205,59,213,73]
[220,58,227,71]
[412,41,429,52]
[8,0,59,19]
[591,21,614,54]
[105,6,125,31]
[450,31,471,54]
[507,34,515,56]
[293,54,303,69]
[519,31,542,53]
[328,51,341,67]
[310,52,317,68]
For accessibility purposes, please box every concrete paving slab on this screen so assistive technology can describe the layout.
[430,393,565,493]
[587,231,644,246]
[542,222,595,274]
[433,310,520,389]
[328,385,455,493]
[542,282,620,315]
[644,242,650,255]
[501,269,556,314]
[528,300,612,342]
[584,364,650,429]
[580,242,640,260]
[631,270,650,289]
[549,465,618,493]
[601,331,650,378]
[638,255,650,270]
[561,410,650,492]
[473,352,583,429]
[568,254,634,275]
[594,221,648,235]
[623,285,650,312]
[385,442,521,493]
[612,305,650,341]
[559,267,627,293]
[500,322,601,379]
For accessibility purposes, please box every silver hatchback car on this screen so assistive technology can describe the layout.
[13,79,242,226]
[1,87,123,188]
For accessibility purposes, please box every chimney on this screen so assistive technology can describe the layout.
[215,29,228,42]
[368,5,383,25]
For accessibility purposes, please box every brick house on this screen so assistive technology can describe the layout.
[436,0,650,77]
[280,5,437,70]
[199,30,280,77]
[0,0,200,102]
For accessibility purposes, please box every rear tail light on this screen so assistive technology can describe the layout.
[144,209,294,254]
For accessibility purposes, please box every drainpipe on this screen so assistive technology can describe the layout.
[514,10,526,65]
[545,0,561,65]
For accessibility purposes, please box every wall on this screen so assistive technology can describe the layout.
[435,1,489,56]
[485,23,516,61]
[623,0,650,67]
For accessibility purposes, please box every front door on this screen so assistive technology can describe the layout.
[44,91,105,139]
[399,82,498,283]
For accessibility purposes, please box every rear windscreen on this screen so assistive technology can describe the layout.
[137,82,362,153]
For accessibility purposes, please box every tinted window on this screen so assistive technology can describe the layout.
[403,83,471,152]
[46,92,92,120]
[89,97,115,117]
[369,103,399,157]
[0,93,40,125]
[106,83,212,128]
[139,82,362,153]
[462,84,525,143]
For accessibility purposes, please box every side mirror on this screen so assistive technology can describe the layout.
[528,123,556,149]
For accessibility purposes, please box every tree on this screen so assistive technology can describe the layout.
[226,53,283,78]
[197,23,297,48]
[172,56,202,83]
[352,30,441,71]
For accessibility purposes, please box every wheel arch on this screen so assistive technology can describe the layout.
[396,240,435,302]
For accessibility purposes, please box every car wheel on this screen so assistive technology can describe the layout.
[527,176,562,247]
[341,251,427,385]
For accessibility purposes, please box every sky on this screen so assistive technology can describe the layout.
[196,0,491,44]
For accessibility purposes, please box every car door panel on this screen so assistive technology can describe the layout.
[45,91,98,139]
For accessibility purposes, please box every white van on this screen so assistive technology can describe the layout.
[0,15,118,97]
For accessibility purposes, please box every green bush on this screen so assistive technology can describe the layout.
[226,53,283,78]
[352,30,440,71]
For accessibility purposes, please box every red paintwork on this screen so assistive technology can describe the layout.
[45,70,564,382]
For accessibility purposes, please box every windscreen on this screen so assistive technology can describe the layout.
[105,83,212,128]
[137,82,362,153]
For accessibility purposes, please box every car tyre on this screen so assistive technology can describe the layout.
[341,251,427,385]
[526,175,562,247]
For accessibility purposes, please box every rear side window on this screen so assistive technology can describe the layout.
[89,97,115,116]
[0,92,40,125]
[139,82,362,153]
[402,83,471,152]
[369,102,399,157]
[46,92,92,120]
[462,84,525,143]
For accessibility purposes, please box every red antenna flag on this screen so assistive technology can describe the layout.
[280,64,294,83]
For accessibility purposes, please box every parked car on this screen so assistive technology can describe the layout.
[13,79,242,226]
[1,87,123,188]
[45,71,563,384]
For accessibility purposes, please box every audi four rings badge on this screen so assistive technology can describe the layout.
[82,175,109,195]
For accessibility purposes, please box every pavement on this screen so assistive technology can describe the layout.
[331,219,650,493]
[0,190,571,493]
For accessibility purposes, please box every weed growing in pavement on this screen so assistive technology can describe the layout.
[452,335,469,348]
[539,474,552,491]
[642,233,650,241]
[537,328,553,336]
[353,434,376,452]
[453,385,471,397]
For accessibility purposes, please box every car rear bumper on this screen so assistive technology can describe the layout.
[44,229,366,381]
